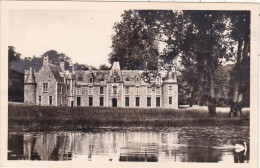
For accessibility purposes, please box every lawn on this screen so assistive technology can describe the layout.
[8,103,249,132]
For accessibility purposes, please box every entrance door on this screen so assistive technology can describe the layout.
[112,98,117,107]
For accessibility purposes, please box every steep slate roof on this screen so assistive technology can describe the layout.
[48,63,64,83]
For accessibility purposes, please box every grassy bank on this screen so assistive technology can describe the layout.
[8,104,249,132]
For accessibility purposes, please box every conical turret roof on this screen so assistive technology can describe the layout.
[25,66,36,84]
[163,66,177,84]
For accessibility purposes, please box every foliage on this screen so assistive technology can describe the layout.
[99,64,110,70]
[109,10,159,70]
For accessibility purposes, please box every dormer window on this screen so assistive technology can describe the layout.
[89,77,93,83]
[156,77,160,84]
[101,78,104,82]
[114,78,116,83]
[113,86,117,94]
[48,75,51,79]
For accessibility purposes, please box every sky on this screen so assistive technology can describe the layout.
[9,9,124,67]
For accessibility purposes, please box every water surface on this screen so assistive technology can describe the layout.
[8,126,249,163]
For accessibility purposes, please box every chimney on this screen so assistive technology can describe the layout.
[60,62,65,71]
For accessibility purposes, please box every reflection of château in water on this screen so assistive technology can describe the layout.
[24,56,178,108]
[8,130,249,162]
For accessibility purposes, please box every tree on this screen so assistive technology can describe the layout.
[99,64,110,70]
[109,10,159,70]
[180,11,232,116]
[41,50,71,70]
[8,46,24,102]
[228,11,250,117]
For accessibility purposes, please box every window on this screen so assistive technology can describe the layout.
[60,95,63,105]
[156,77,160,84]
[48,75,51,79]
[136,87,139,95]
[60,85,63,94]
[113,86,117,94]
[125,87,130,95]
[78,76,82,81]
[114,78,117,83]
[88,87,93,95]
[43,83,48,92]
[147,87,152,95]
[136,77,139,84]
[49,96,52,105]
[136,97,140,107]
[89,77,93,83]
[156,97,160,107]
[169,97,172,105]
[125,97,129,107]
[76,86,82,95]
[147,97,151,107]
[156,87,161,95]
[100,97,104,106]
[89,97,93,106]
[77,97,81,106]
[169,86,172,95]
[38,96,41,105]
[100,86,104,94]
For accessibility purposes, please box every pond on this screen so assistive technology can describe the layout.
[8,126,249,163]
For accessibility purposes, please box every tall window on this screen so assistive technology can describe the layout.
[49,96,52,105]
[113,86,117,94]
[125,97,129,107]
[76,86,82,95]
[60,95,63,105]
[136,97,140,107]
[43,83,48,92]
[88,87,93,95]
[77,97,81,106]
[48,75,51,79]
[60,85,63,94]
[125,87,130,95]
[100,97,104,106]
[89,97,93,106]
[89,77,93,83]
[100,86,104,94]
[147,97,151,107]
[169,86,172,95]
[147,87,152,95]
[169,97,172,105]
[156,87,161,95]
[114,78,117,83]
[136,87,139,95]
[156,97,160,107]
[38,96,41,105]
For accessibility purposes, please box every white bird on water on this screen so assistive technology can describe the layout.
[235,142,247,155]
[213,142,247,155]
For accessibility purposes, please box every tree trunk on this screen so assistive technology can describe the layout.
[189,91,194,107]
[207,66,216,116]
[230,38,243,118]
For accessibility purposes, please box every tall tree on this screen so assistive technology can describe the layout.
[109,10,159,70]
[181,11,232,116]
[228,11,250,117]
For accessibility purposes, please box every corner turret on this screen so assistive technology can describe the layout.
[24,66,37,105]
[162,65,178,108]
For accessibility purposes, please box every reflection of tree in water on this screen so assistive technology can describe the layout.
[8,134,24,160]
[186,139,221,162]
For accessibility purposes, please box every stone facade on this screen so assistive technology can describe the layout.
[24,56,178,108]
